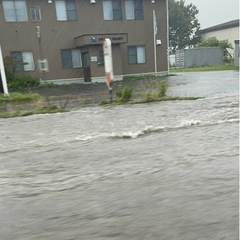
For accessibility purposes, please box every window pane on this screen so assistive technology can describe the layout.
[66,0,76,10]
[137,46,145,63]
[36,7,41,20]
[128,46,137,55]
[135,0,143,9]
[67,10,77,20]
[135,0,143,19]
[56,0,67,20]
[129,56,137,64]
[98,50,104,65]
[15,1,27,21]
[61,50,72,68]
[30,8,36,20]
[3,1,16,21]
[31,7,41,21]
[125,1,134,20]
[11,51,24,71]
[135,9,143,19]
[128,47,137,64]
[66,0,77,20]
[71,49,81,68]
[22,51,34,70]
[113,0,122,20]
[103,1,113,20]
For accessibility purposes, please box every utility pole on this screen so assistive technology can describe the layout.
[0,43,9,97]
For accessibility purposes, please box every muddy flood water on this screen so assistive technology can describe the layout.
[0,70,239,240]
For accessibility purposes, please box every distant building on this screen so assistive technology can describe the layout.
[201,19,239,58]
[0,0,168,84]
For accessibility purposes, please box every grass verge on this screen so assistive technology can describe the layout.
[101,96,202,106]
[170,63,239,73]
[0,92,40,102]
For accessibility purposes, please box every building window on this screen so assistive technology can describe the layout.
[103,0,122,20]
[61,49,82,68]
[98,50,104,66]
[128,46,145,64]
[125,0,143,20]
[2,0,28,22]
[11,51,35,71]
[30,7,41,21]
[55,0,77,21]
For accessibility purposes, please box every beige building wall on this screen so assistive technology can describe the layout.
[201,26,239,57]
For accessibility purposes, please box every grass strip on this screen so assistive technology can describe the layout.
[0,92,40,102]
[170,63,239,73]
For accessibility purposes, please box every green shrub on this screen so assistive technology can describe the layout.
[144,92,157,102]
[158,80,168,98]
[116,87,133,102]
[6,71,40,90]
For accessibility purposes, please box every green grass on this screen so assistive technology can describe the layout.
[170,63,239,73]
[101,96,202,106]
[0,92,40,102]
[123,73,176,81]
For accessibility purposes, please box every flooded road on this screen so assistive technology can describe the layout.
[0,70,239,240]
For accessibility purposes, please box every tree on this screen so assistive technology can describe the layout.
[197,37,233,62]
[3,56,27,75]
[169,0,201,54]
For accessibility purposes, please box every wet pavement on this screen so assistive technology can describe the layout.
[0,70,239,239]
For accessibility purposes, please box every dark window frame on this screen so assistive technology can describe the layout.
[134,0,143,20]
[10,51,35,71]
[30,6,41,21]
[128,45,146,64]
[55,0,77,21]
[103,0,122,20]
[3,0,28,22]
[66,0,77,21]
[112,0,122,20]
[61,49,82,69]
[11,51,24,71]
[125,0,143,20]
[98,50,104,66]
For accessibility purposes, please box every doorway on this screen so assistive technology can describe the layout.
[82,52,91,82]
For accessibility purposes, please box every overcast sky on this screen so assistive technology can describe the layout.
[184,0,239,29]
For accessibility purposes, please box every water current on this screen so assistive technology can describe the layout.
[0,71,239,240]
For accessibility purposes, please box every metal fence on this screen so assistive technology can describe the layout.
[234,40,239,67]
[175,47,224,68]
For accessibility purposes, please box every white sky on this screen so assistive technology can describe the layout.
[184,0,239,29]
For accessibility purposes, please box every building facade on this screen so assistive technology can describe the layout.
[0,0,168,84]
[201,19,239,58]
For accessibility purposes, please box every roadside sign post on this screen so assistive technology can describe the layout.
[0,43,9,97]
[103,38,113,103]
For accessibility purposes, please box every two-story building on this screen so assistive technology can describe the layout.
[0,0,168,84]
